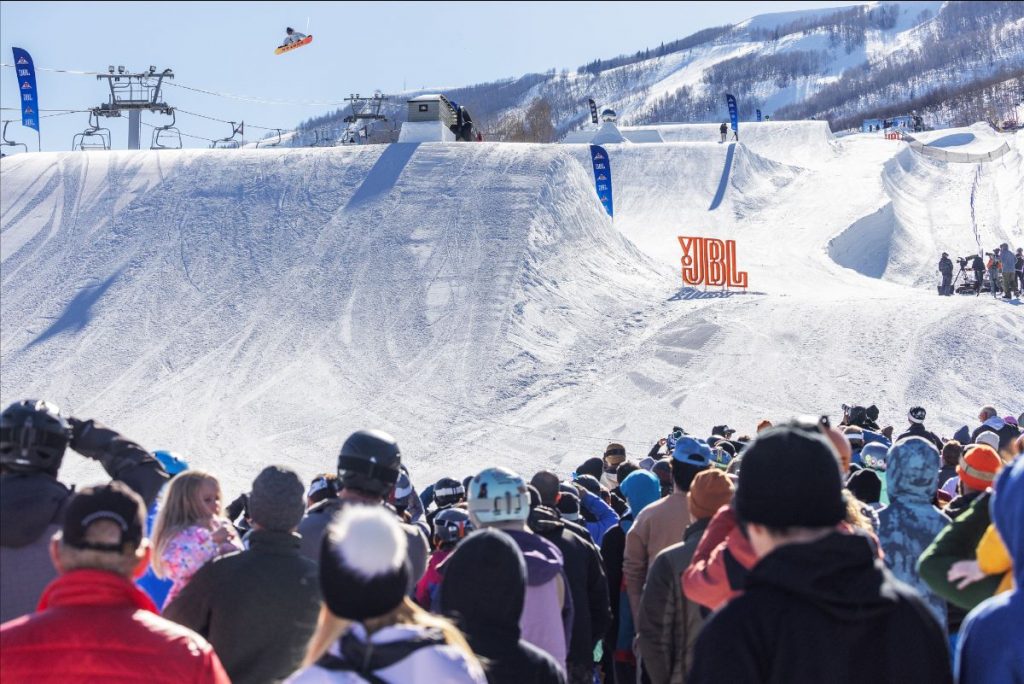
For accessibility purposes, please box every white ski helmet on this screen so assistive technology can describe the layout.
[467,467,528,526]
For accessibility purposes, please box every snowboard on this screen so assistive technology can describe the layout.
[275,35,313,55]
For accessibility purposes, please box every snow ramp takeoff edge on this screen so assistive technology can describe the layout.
[0,145,663,492]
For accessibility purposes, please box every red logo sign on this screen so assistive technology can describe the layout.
[678,237,748,288]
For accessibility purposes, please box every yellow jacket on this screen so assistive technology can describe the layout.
[976,524,1014,594]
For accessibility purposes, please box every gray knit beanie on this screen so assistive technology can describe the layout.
[249,466,306,532]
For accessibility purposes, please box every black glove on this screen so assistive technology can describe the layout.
[226,492,250,522]
[66,417,92,452]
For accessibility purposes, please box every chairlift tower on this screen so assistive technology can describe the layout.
[341,92,396,144]
[93,66,174,149]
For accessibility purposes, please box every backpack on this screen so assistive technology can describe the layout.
[315,628,447,684]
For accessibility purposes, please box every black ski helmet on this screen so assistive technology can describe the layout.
[433,506,473,546]
[286,27,294,33]
[0,400,73,474]
[336,429,402,498]
[433,476,465,508]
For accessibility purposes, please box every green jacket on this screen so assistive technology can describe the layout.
[917,492,1001,611]
[164,529,321,684]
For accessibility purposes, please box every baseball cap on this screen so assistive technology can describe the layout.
[673,436,712,466]
[62,482,146,552]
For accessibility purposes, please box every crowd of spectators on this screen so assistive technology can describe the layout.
[1,398,1021,683]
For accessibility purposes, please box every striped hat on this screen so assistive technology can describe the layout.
[957,445,1001,492]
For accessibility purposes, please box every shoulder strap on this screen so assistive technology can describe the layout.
[315,628,447,683]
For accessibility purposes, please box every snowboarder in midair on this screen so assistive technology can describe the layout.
[281,27,307,47]
[720,122,728,143]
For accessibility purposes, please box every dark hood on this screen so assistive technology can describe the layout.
[527,504,565,541]
[747,532,899,621]
[992,458,1024,586]
[439,528,525,644]
[503,528,564,586]
[0,472,71,548]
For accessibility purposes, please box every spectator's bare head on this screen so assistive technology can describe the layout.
[530,471,560,507]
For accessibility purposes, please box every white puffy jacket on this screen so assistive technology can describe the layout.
[285,624,486,684]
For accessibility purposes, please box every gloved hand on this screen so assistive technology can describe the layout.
[66,417,92,452]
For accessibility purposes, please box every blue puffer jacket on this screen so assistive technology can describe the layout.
[877,437,950,630]
[956,457,1024,684]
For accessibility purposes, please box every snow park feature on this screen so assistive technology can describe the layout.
[1,119,1021,495]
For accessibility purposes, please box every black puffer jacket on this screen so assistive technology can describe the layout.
[687,532,952,684]
[529,506,611,668]
[440,529,566,684]
[0,420,167,623]
[164,529,321,684]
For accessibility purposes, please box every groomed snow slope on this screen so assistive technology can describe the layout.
[2,126,1022,493]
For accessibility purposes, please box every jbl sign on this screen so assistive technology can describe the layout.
[678,237,748,288]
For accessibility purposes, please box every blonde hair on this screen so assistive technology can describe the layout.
[150,470,220,578]
[844,494,874,533]
[302,598,479,671]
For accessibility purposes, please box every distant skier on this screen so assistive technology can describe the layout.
[938,252,953,296]
[280,27,307,47]
[719,122,728,143]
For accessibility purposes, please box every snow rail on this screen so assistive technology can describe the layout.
[903,135,1011,163]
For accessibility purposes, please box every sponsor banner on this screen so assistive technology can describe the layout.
[588,98,599,125]
[726,93,738,133]
[589,144,613,218]
[678,236,748,288]
[12,48,39,131]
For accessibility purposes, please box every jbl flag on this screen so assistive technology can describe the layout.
[756,108,762,122]
[590,144,613,218]
[588,98,599,125]
[12,48,39,131]
[726,93,738,133]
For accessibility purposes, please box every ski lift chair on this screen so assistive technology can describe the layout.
[1,121,29,155]
[72,111,111,151]
[150,108,183,149]
[211,121,243,149]
[255,128,283,148]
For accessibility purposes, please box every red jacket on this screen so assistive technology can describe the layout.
[682,505,758,611]
[0,569,229,684]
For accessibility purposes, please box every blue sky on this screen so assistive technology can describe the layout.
[1,1,857,150]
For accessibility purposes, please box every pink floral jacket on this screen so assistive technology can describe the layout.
[160,520,242,608]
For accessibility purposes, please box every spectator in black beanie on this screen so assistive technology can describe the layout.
[846,468,883,510]
[440,529,566,684]
[687,424,952,684]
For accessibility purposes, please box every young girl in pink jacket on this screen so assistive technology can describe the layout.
[151,470,242,609]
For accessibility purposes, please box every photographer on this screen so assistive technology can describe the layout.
[971,254,985,293]
[1016,247,1023,294]
[938,253,953,295]
[986,249,1000,298]
[0,400,168,622]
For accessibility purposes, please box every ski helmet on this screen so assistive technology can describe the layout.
[0,400,73,474]
[336,429,402,498]
[153,450,189,476]
[433,507,473,546]
[467,467,528,525]
[433,476,465,508]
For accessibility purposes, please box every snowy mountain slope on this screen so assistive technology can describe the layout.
[2,124,1022,493]
[295,1,1023,147]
